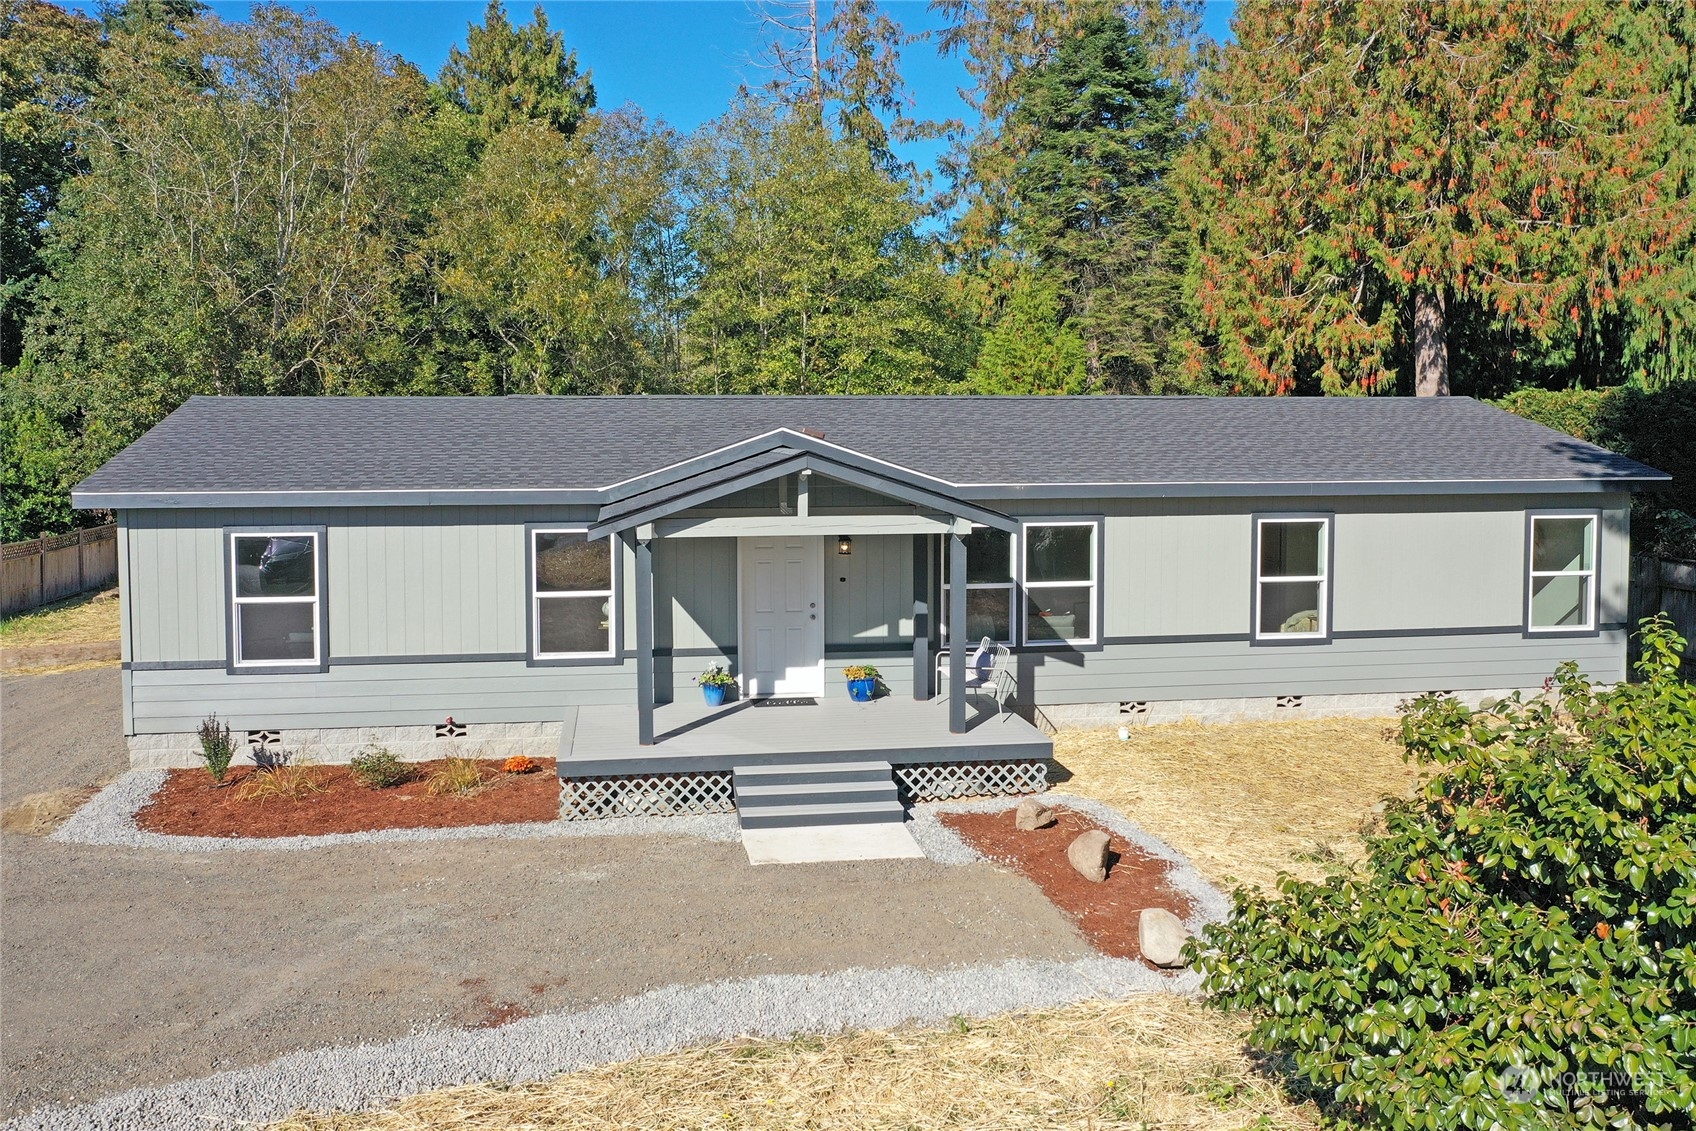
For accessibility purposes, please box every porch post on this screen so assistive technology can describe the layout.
[629,530,656,746]
[912,534,929,700]
[948,529,967,734]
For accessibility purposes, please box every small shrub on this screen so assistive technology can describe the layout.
[426,756,487,797]
[349,747,410,789]
[1191,616,1696,1129]
[197,714,235,783]
[502,755,543,774]
[842,664,880,681]
[235,758,328,803]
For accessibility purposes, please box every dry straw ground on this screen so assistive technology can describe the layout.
[271,996,1317,1131]
[1,589,122,675]
[1055,717,1421,892]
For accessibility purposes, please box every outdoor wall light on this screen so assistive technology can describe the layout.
[837,535,853,555]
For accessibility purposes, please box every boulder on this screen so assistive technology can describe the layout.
[1067,829,1111,882]
[1014,797,1056,831]
[1139,907,1191,968]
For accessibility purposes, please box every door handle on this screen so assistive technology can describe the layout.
[809,614,816,620]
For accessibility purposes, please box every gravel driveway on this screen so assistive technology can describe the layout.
[1,671,1093,1120]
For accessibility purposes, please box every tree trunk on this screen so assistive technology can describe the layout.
[1413,287,1450,396]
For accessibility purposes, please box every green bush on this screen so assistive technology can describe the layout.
[1191,616,1696,1129]
[348,746,410,789]
[196,714,235,783]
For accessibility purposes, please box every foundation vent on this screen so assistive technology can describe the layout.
[1275,695,1304,710]
[435,721,468,739]
[1117,701,1150,717]
[245,729,280,746]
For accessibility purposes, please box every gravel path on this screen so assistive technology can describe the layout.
[5,954,1182,1131]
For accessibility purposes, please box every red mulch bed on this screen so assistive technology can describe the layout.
[135,758,559,838]
[940,805,1196,963]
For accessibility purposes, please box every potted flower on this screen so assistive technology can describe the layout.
[842,664,880,702]
[696,663,736,706]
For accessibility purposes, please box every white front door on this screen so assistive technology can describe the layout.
[739,535,825,697]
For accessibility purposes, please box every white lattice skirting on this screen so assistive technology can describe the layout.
[561,772,736,820]
[894,760,1048,803]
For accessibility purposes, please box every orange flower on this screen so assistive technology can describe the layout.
[503,756,544,774]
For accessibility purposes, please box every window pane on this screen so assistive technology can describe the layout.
[1531,573,1590,628]
[941,530,1013,584]
[536,531,611,592]
[539,594,611,654]
[1025,526,1093,583]
[1259,521,1324,578]
[1259,580,1323,635]
[234,536,316,597]
[1532,518,1593,573]
[238,602,315,662]
[1026,585,1092,643]
[944,585,1016,643]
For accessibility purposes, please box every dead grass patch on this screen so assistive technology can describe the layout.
[1,656,119,677]
[1053,717,1419,892]
[0,786,101,835]
[0,589,120,648]
[268,996,1316,1131]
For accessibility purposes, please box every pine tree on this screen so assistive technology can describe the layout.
[439,1,595,139]
[1178,1,1696,396]
[1007,9,1183,391]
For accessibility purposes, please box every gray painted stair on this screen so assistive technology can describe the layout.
[733,760,904,830]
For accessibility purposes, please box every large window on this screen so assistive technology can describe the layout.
[1527,513,1597,632]
[1254,516,1329,640]
[941,527,1016,644]
[1023,522,1097,646]
[532,529,616,658]
[230,532,321,667]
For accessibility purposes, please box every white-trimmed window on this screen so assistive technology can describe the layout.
[230,532,321,666]
[1254,516,1329,640]
[1022,521,1098,646]
[1527,513,1598,632]
[942,526,1016,645]
[532,529,616,658]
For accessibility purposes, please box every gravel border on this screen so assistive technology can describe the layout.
[4,955,1191,1131]
[908,793,1232,933]
[49,770,742,852]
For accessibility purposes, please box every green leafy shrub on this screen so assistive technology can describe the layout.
[1192,616,1696,1129]
[196,714,235,783]
[348,746,410,789]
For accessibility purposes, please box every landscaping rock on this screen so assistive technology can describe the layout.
[1067,829,1110,882]
[1138,907,1190,967]
[1014,797,1055,830]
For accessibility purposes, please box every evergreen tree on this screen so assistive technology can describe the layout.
[679,99,965,394]
[1007,9,1183,391]
[1177,1,1696,396]
[963,259,1087,393]
[439,1,595,140]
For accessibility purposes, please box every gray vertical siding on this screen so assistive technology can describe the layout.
[119,491,1634,734]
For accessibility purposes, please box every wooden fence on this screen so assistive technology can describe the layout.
[1629,554,1696,678]
[1,524,119,616]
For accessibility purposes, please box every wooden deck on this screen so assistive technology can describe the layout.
[558,695,1052,777]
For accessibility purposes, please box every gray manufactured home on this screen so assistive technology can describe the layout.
[74,395,1667,821]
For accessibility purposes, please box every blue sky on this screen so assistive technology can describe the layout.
[185,1,1237,172]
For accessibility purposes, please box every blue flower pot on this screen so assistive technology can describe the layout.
[702,683,730,707]
[847,677,877,702]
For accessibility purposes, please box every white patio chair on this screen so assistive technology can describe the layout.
[935,635,1015,715]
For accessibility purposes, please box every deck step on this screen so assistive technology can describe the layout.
[736,798,907,830]
[733,760,903,830]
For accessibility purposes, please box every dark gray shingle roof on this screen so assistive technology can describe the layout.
[72,394,1667,505]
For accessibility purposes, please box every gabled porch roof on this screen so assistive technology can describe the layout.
[587,430,1020,541]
